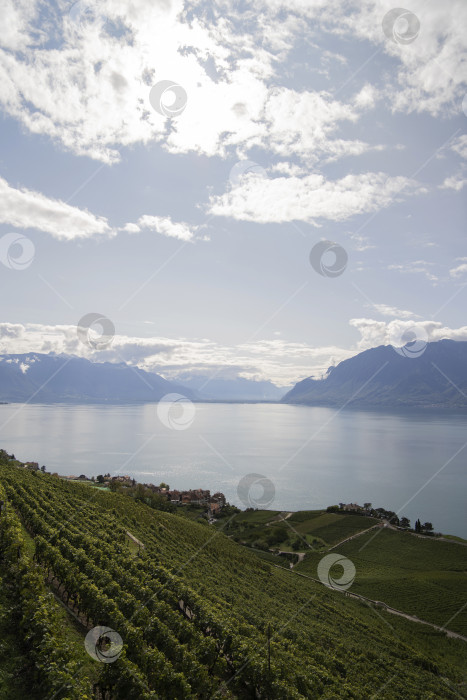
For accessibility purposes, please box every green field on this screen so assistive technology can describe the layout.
[1,461,466,698]
[288,511,378,545]
[216,507,378,554]
[296,528,467,635]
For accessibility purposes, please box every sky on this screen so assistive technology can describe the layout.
[0,0,466,387]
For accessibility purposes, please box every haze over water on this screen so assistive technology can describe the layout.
[1,402,466,539]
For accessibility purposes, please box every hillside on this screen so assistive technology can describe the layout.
[283,339,467,408]
[0,353,195,403]
[0,457,466,698]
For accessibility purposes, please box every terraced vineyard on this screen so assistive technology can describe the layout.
[296,528,467,636]
[1,461,466,698]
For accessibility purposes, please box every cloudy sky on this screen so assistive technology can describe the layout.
[0,0,466,387]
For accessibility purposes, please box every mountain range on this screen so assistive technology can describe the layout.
[173,374,288,401]
[0,354,195,403]
[1,340,466,407]
[282,339,467,409]
[0,353,286,403]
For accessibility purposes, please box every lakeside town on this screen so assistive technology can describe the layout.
[6,451,436,535]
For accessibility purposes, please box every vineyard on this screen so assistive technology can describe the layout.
[296,528,467,635]
[0,459,466,699]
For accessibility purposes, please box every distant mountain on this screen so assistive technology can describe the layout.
[282,340,467,409]
[171,374,288,401]
[0,353,196,403]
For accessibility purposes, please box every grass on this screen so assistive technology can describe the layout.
[296,528,467,635]
[228,509,281,524]
[218,508,378,554]
[289,512,378,545]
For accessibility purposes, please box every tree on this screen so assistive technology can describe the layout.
[40,465,46,473]
[400,517,410,529]
[96,475,105,484]
[415,518,421,533]
[422,522,433,533]
[159,482,170,490]
[363,502,372,511]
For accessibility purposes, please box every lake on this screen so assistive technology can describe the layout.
[0,402,466,538]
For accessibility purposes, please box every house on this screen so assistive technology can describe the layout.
[211,492,226,508]
[343,503,363,512]
[24,461,39,471]
[111,475,132,483]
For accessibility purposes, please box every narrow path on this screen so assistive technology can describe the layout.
[328,522,382,550]
[404,530,467,547]
[266,511,293,527]
[331,521,467,550]
[271,564,467,643]
[126,530,145,548]
[274,550,306,568]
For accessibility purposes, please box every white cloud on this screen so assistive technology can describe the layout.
[0,176,112,240]
[324,1,467,117]
[132,215,196,242]
[350,318,467,351]
[388,260,439,283]
[208,172,424,224]
[371,304,417,319]
[2,318,467,387]
[0,321,351,385]
[449,259,467,278]
[441,175,467,191]
[0,0,39,51]
[1,0,461,168]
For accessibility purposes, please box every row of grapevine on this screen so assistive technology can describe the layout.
[1,461,464,699]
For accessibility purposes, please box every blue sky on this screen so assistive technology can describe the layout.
[0,0,466,386]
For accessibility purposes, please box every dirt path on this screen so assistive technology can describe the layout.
[328,522,383,550]
[330,521,467,550]
[404,530,467,547]
[272,564,467,643]
[266,511,293,527]
[126,530,145,548]
[275,550,306,568]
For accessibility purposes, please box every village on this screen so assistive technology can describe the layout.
[63,472,227,515]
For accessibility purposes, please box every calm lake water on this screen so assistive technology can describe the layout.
[1,402,466,538]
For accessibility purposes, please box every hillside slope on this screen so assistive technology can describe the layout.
[0,460,466,698]
[283,339,467,408]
